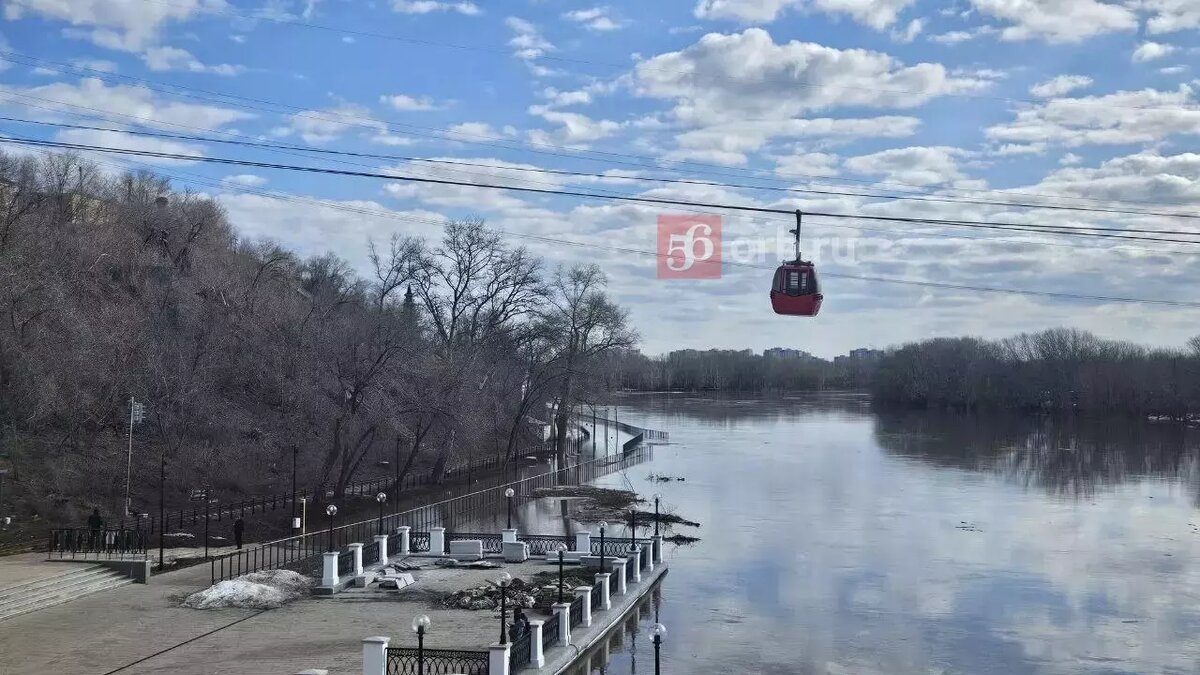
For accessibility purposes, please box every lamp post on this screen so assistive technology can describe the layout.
[598,521,608,572]
[158,450,165,569]
[290,445,298,533]
[504,487,515,530]
[651,623,666,675]
[0,468,8,517]
[496,572,512,644]
[555,541,567,603]
[629,509,636,550]
[654,495,661,536]
[411,614,431,675]
[376,492,387,535]
[325,504,338,552]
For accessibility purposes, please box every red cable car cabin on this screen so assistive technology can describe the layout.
[770,261,822,316]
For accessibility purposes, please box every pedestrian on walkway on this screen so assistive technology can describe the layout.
[87,508,104,549]
[233,516,245,549]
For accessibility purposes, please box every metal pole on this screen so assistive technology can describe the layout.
[506,494,512,530]
[204,495,210,560]
[378,500,384,536]
[654,636,661,675]
[291,445,297,531]
[629,510,636,549]
[499,581,508,644]
[557,550,564,604]
[123,396,134,529]
[599,525,605,572]
[327,512,334,552]
[158,452,165,569]
[417,627,425,675]
[654,496,660,536]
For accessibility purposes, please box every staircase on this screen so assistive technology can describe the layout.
[0,565,135,622]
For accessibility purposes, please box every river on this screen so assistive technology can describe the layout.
[537,393,1200,675]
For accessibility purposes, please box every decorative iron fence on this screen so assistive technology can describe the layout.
[569,595,584,627]
[509,630,532,671]
[590,539,648,557]
[445,532,503,554]
[337,549,354,576]
[411,531,431,553]
[543,613,561,651]
[625,556,635,581]
[590,583,602,609]
[385,647,488,675]
[518,534,573,556]
[209,444,653,583]
[47,528,148,560]
[363,540,380,564]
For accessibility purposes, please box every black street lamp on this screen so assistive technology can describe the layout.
[504,487,515,530]
[628,509,636,550]
[555,542,568,604]
[376,492,387,535]
[598,521,608,572]
[653,495,661,536]
[325,504,338,552]
[651,623,666,675]
[496,572,512,644]
[411,614,430,675]
[291,445,298,533]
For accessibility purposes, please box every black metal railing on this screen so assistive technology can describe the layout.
[47,527,149,560]
[543,612,560,651]
[591,539,648,557]
[509,630,532,671]
[363,540,380,565]
[569,595,584,627]
[337,549,355,576]
[209,445,653,583]
[411,531,431,553]
[625,556,635,582]
[518,533,573,556]
[385,647,488,675]
[445,532,503,554]
[590,582,602,609]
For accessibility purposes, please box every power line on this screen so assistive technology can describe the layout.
[3,49,1195,214]
[10,90,1192,258]
[27,141,1196,310]
[6,134,1200,248]
[5,114,1198,222]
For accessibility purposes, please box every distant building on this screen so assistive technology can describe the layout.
[764,347,821,362]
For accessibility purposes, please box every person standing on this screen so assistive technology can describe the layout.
[233,516,245,549]
[87,508,104,549]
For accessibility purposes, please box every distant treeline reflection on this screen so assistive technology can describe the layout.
[874,410,1200,499]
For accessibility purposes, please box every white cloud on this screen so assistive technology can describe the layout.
[890,18,923,43]
[987,87,1200,148]
[142,45,243,75]
[773,151,840,177]
[4,77,252,130]
[693,0,917,30]
[929,25,998,43]
[2,0,227,51]
[1141,0,1200,34]
[505,17,554,61]
[275,103,385,144]
[968,0,1136,43]
[1159,65,1186,75]
[844,146,970,185]
[1131,41,1176,63]
[540,87,593,108]
[1029,75,1093,98]
[447,122,512,139]
[527,106,623,146]
[634,29,986,128]
[379,94,440,111]
[562,6,625,31]
[1026,150,1200,206]
[70,58,118,73]
[1059,152,1082,165]
[668,116,921,165]
[390,0,480,15]
[222,174,268,187]
[55,127,204,165]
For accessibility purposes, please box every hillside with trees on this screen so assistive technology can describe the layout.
[0,151,633,529]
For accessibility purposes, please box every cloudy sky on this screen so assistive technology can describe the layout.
[2,0,1199,357]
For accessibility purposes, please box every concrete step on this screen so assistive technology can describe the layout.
[0,571,134,623]
[0,565,114,603]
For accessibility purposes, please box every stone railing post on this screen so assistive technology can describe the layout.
[501,528,517,543]
[528,620,545,668]
[652,534,663,563]
[574,531,591,553]
[361,636,388,675]
[488,642,511,675]
[644,542,654,572]
[594,572,611,611]
[395,526,411,555]
[628,546,642,583]
[373,534,389,563]
[348,543,364,576]
[574,586,593,627]
[429,527,445,555]
[552,602,572,645]
[614,558,627,595]
[321,551,339,588]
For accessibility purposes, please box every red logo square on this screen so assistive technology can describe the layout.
[657,214,721,279]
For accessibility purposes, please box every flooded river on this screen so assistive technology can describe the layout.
[551,393,1200,675]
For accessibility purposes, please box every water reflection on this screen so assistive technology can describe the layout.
[874,410,1200,500]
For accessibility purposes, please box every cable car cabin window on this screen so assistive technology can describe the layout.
[775,266,817,296]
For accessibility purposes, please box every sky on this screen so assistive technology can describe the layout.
[1,0,1198,358]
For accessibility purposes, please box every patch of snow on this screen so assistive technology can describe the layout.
[182,569,314,610]
[164,532,194,538]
